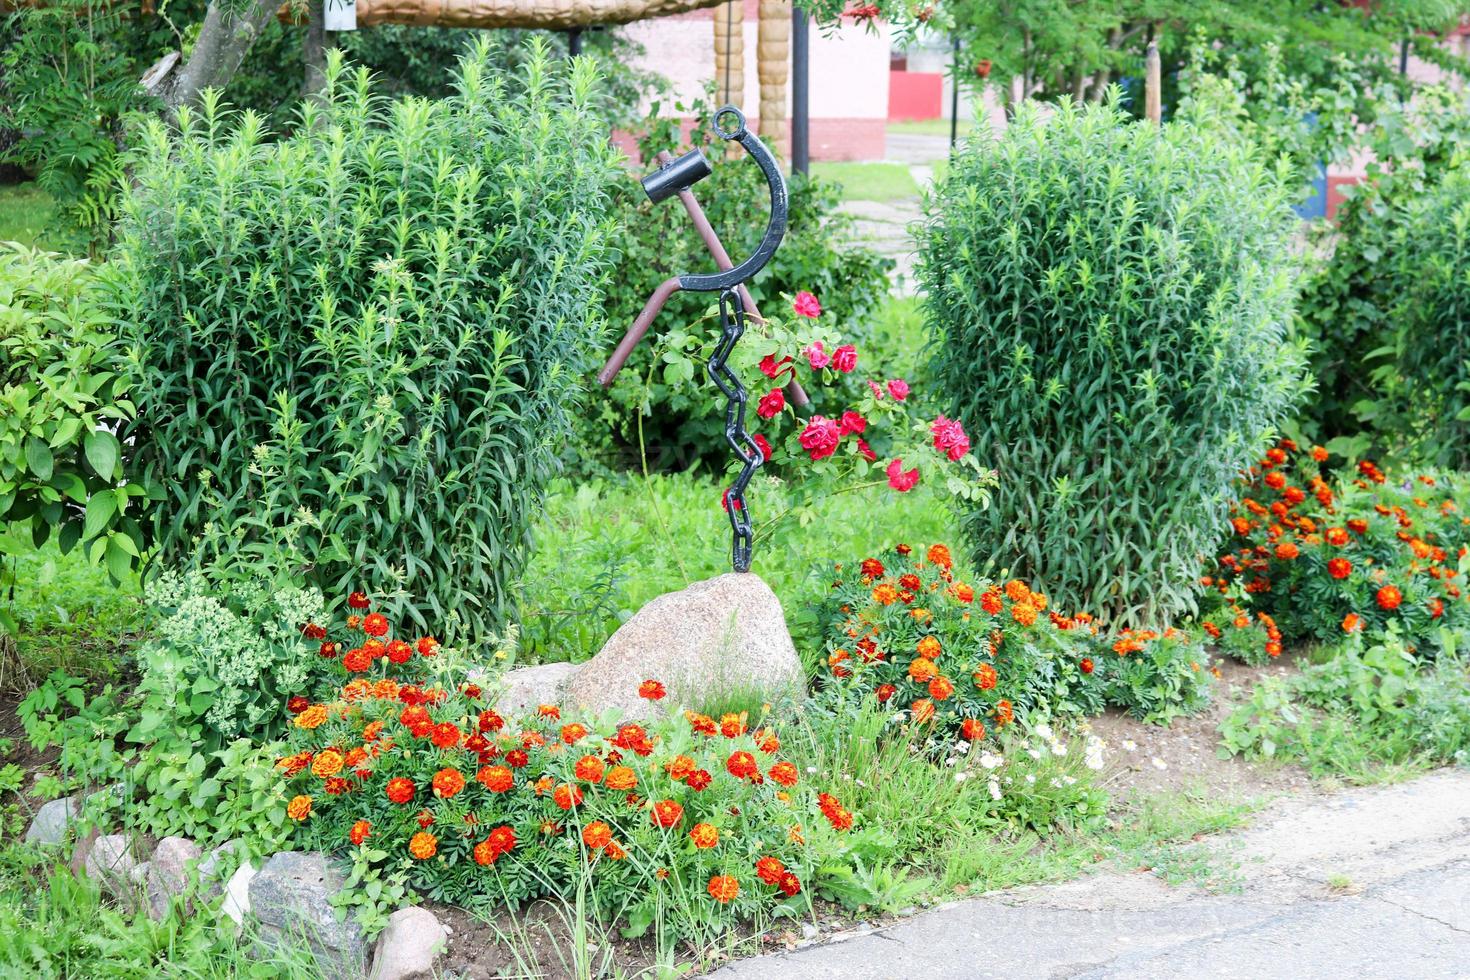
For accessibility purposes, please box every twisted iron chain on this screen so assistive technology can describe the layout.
[708,287,764,572]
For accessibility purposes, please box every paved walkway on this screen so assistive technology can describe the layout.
[711,768,1470,979]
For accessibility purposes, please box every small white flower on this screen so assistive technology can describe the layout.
[1051,743,1067,757]
[1049,778,1062,788]
[1062,775,1077,786]
[953,772,969,783]
[1122,739,1138,752]
[1034,723,1054,740]
[807,766,818,774]
[988,778,1002,800]
[1026,748,1042,760]
[1025,774,1036,784]
[979,752,1003,770]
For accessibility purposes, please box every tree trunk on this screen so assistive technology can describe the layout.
[150,0,282,111]
[302,0,337,101]
[1144,36,1162,125]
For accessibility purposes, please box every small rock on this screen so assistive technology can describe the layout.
[491,662,578,716]
[800,922,821,941]
[565,573,805,721]
[84,834,139,891]
[249,852,365,979]
[147,836,202,921]
[24,797,79,846]
[221,860,257,928]
[369,906,448,980]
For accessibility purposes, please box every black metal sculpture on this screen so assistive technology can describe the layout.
[598,106,793,574]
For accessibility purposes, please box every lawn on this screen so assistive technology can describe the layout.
[887,118,974,138]
[809,161,921,202]
[0,183,61,250]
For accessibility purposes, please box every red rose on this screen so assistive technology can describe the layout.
[832,344,857,373]
[792,291,822,318]
[759,353,793,379]
[931,415,971,461]
[886,458,920,492]
[856,438,877,463]
[799,416,842,461]
[757,389,785,420]
[975,59,992,78]
[887,378,909,401]
[838,410,866,435]
[752,433,773,461]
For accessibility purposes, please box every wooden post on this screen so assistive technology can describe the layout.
[1144,37,1162,125]
[757,0,791,158]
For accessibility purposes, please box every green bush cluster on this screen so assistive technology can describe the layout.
[590,101,893,472]
[105,42,620,643]
[0,246,145,611]
[918,96,1305,625]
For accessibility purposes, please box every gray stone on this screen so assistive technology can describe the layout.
[565,573,804,721]
[23,797,79,846]
[249,851,365,979]
[369,906,448,980]
[146,836,202,920]
[491,662,578,717]
[84,834,141,890]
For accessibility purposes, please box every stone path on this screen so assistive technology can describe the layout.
[710,768,1470,979]
[835,130,950,292]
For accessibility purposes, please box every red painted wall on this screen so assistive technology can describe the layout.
[888,70,943,121]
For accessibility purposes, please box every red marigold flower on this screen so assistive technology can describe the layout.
[347,591,370,610]
[974,58,992,78]
[342,647,372,672]
[755,856,786,886]
[582,821,613,850]
[860,557,884,579]
[687,769,713,791]
[478,765,515,793]
[1429,597,1444,618]
[832,344,858,373]
[416,809,436,829]
[416,636,439,657]
[887,378,910,401]
[726,750,759,780]
[960,717,987,742]
[286,695,310,715]
[349,820,371,846]
[689,822,719,848]
[757,388,786,420]
[362,612,389,637]
[650,799,684,829]
[1376,584,1403,611]
[930,415,971,461]
[886,458,919,492]
[817,792,854,831]
[302,623,327,640]
[638,679,667,701]
[478,709,505,733]
[318,641,339,659]
[1328,557,1352,580]
[574,755,605,783]
[432,767,466,799]
[1080,658,1095,674]
[928,676,955,701]
[779,871,802,897]
[708,874,741,903]
[431,723,462,749]
[384,639,411,664]
[385,778,415,804]
[792,291,822,318]
[995,699,1014,726]
[799,416,842,461]
[286,795,312,821]
[911,698,936,723]
[927,544,952,569]
[875,683,897,702]
[1311,445,1329,462]
[838,410,866,435]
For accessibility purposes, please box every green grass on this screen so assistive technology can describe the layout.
[887,118,975,138]
[809,162,921,202]
[0,183,62,251]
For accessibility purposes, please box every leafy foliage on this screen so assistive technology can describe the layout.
[0,246,145,619]
[592,99,893,472]
[104,42,620,643]
[919,97,1305,624]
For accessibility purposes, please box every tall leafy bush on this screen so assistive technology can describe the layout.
[918,97,1304,624]
[0,246,143,613]
[105,41,620,642]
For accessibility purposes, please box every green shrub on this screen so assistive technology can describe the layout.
[0,245,145,619]
[591,100,893,472]
[918,96,1305,624]
[105,41,620,643]
[1095,628,1214,725]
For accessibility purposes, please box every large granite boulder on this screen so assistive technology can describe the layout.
[249,851,365,979]
[492,661,578,716]
[369,906,448,980]
[146,836,202,920]
[24,797,79,846]
[564,572,804,721]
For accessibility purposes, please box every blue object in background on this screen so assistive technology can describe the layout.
[1295,162,1329,220]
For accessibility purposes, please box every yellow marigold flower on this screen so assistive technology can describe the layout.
[286,795,312,821]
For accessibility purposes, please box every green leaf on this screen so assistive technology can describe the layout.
[84,430,120,479]
[24,437,53,482]
[83,492,117,539]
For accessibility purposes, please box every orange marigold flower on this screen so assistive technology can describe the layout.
[650,799,684,829]
[431,723,462,750]
[1347,518,1368,535]
[960,717,986,742]
[972,663,998,691]
[927,544,953,569]
[478,765,514,793]
[754,728,780,754]
[286,795,312,821]
[769,761,799,787]
[872,583,899,606]
[817,792,854,831]
[686,711,718,736]
[408,831,438,860]
[560,723,588,745]
[349,820,371,845]
[726,751,759,780]
[1343,612,1363,633]
[1429,597,1444,618]
[573,754,605,783]
[708,875,740,903]
[638,679,667,701]
[980,588,1004,614]
[755,856,786,886]
[581,821,613,850]
[605,840,627,860]
[928,676,955,701]
[538,704,561,720]
[553,783,584,810]
[432,767,466,799]
[1004,580,1030,603]
[952,583,975,603]
[720,713,748,738]
[1275,542,1299,560]
[1328,557,1352,580]
[1375,584,1403,611]
[385,778,415,804]
[1326,527,1350,546]
[910,698,935,723]
[1010,601,1038,627]
[604,766,638,791]
[666,755,697,782]
[342,647,373,672]
[916,636,942,659]
[294,705,328,730]
[995,699,1014,726]
[689,822,719,848]
[311,749,344,779]
[908,657,938,683]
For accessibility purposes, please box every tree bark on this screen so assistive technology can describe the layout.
[152,0,283,111]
